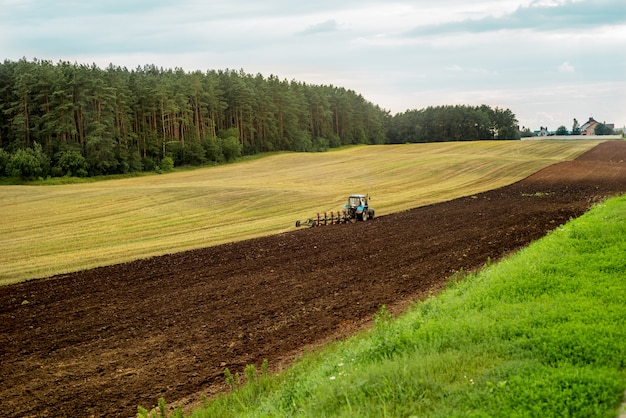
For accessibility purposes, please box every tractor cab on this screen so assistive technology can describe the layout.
[344,194,374,221]
[347,194,367,209]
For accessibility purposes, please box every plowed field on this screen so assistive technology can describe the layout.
[1,141,625,417]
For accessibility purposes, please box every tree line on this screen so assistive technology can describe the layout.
[554,119,615,136]
[0,58,521,179]
[0,58,389,177]
[386,105,520,143]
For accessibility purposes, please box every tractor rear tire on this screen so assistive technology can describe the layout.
[368,208,375,219]
[361,210,368,221]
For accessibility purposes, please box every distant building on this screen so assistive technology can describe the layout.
[580,117,615,135]
[581,117,598,135]
[536,127,550,137]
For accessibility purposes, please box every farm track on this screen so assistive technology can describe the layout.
[1,141,625,417]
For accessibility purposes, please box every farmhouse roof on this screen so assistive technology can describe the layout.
[580,117,597,131]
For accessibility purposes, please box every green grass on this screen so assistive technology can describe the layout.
[165,194,626,418]
[0,140,599,286]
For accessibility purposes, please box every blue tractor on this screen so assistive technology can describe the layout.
[344,194,375,222]
[295,194,375,227]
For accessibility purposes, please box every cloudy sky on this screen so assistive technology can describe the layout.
[1,0,625,131]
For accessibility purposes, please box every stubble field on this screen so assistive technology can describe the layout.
[0,140,598,285]
[1,140,625,417]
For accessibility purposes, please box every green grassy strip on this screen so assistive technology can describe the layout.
[172,194,626,418]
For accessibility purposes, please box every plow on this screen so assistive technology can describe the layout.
[295,194,375,227]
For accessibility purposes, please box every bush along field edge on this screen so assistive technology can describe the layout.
[139,194,626,418]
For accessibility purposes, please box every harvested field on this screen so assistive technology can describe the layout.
[1,140,625,417]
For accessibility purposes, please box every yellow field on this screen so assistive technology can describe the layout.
[0,140,599,285]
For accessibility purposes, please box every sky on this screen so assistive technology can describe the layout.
[1,0,625,131]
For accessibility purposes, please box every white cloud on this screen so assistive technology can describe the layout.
[1,0,625,130]
[298,19,341,36]
[559,61,575,73]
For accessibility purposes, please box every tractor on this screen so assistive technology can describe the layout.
[295,194,375,227]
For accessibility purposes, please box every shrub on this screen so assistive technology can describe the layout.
[85,135,118,175]
[142,157,157,172]
[160,157,174,172]
[7,146,48,179]
[202,136,224,163]
[328,133,342,148]
[220,137,242,162]
[116,147,143,174]
[167,141,206,166]
[292,130,313,152]
[55,149,89,177]
[312,136,330,152]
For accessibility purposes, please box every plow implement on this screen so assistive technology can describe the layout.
[295,210,353,228]
[295,194,375,228]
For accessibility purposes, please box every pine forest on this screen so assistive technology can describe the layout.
[0,58,520,179]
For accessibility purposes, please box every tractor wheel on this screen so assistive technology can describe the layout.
[295,220,301,227]
[368,208,375,219]
[361,210,368,221]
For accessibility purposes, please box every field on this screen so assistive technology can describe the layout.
[1,140,625,417]
[0,140,598,286]
[192,193,626,417]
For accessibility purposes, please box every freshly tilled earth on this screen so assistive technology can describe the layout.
[1,141,625,417]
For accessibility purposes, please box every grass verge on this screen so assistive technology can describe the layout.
[151,194,626,417]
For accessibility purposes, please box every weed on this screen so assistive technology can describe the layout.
[245,364,257,385]
[157,398,167,417]
[136,397,169,418]
[224,368,234,390]
[373,304,392,329]
[137,405,150,418]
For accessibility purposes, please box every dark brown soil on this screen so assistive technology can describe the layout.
[1,141,625,418]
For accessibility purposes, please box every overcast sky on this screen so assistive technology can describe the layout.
[1,0,625,131]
